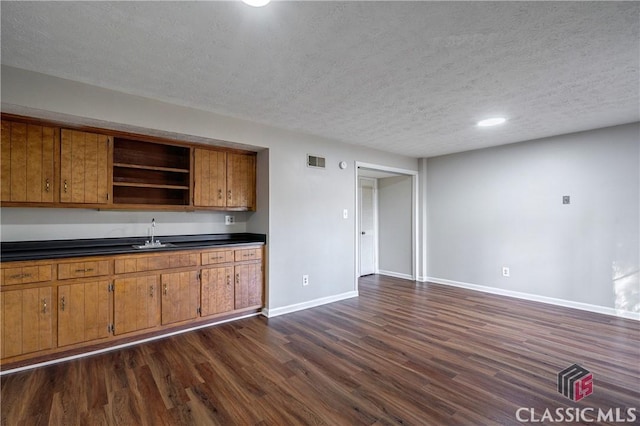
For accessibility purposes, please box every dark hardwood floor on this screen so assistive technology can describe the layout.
[2,275,639,425]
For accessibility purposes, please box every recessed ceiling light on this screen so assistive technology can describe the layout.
[477,117,506,127]
[242,0,271,7]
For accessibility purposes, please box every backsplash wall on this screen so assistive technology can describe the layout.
[0,208,248,241]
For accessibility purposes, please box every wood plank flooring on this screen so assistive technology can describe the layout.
[2,274,639,425]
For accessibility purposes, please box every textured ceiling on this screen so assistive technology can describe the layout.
[1,1,638,158]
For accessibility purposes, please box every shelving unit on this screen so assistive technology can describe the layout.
[112,138,191,205]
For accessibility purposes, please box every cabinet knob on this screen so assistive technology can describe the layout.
[42,298,47,314]
[60,296,66,311]
[45,178,50,192]
[63,180,68,193]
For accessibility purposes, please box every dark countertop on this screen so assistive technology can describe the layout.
[1,233,267,262]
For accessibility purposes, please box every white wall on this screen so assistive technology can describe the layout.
[0,66,419,312]
[377,175,413,278]
[426,123,639,315]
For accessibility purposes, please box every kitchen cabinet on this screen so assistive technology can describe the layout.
[57,280,110,347]
[1,120,57,203]
[193,148,227,208]
[60,129,111,204]
[194,149,256,210]
[1,241,264,368]
[2,115,257,211]
[201,266,235,316]
[0,286,53,358]
[227,152,256,210]
[113,275,161,335]
[160,271,200,325]
[235,262,263,310]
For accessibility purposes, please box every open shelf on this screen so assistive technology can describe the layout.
[113,163,190,174]
[113,138,191,206]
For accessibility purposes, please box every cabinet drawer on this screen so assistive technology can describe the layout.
[57,260,110,280]
[2,265,53,286]
[115,253,198,274]
[234,248,262,262]
[202,250,234,265]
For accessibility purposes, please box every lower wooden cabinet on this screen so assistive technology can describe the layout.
[201,266,235,316]
[0,244,264,367]
[235,263,263,309]
[0,286,53,358]
[57,281,110,347]
[161,271,200,325]
[113,276,160,335]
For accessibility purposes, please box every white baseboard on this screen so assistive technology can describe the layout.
[0,311,263,376]
[262,291,359,318]
[417,275,429,283]
[427,277,640,321]
[378,270,413,280]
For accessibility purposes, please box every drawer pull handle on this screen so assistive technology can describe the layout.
[42,298,47,314]
[64,180,68,193]
[74,268,94,273]
[218,189,222,200]
[235,273,240,284]
[60,296,66,312]
[163,284,168,296]
[9,273,32,279]
[227,275,231,286]
[227,190,232,200]
[150,285,154,297]
[45,178,50,192]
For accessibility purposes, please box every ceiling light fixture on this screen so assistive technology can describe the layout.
[242,0,271,7]
[477,117,507,127]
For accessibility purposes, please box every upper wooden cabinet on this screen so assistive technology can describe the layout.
[1,116,257,211]
[60,129,111,204]
[193,149,226,208]
[1,120,58,203]
[194,149,256,210]
[227,153,256,210]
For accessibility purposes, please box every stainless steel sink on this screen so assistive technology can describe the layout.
[132,242,176,249]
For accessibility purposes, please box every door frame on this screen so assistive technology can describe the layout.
[358,177,378,277]
[354,162,419,292]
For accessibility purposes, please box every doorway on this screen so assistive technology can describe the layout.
[355,162,418,287]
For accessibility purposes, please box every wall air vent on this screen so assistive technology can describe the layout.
[307,154,326,169]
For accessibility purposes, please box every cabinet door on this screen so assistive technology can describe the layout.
[60,129,110,204]
[160,271,199,325]
[113,276,160,335]
[1,286,53,359]
[193,148,227,208]
[1,120,57,203]
[201,266,234,316]
[227,153,256,210]
[58,281,110,347]
[234,262,263,310]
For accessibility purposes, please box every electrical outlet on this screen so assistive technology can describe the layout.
[225,215,235,225]
[302,274,309,286]
[502,267,510,277]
